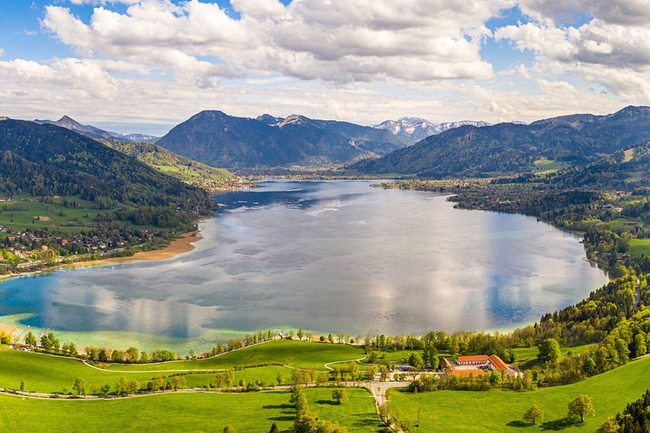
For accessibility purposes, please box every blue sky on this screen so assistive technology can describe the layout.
[1,0,648,135]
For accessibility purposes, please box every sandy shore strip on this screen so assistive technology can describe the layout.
[0,325,18,334]
[0,231,204,282]
[69,231,203,267]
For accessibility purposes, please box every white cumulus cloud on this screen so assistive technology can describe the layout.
[496,0,650,101]
[41,0,514,84]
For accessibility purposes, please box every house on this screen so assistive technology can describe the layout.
[456,355,489,365]
[444,354,519,378]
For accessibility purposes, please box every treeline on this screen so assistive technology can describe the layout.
[19,329,279,365]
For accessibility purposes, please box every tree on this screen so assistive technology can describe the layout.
[449,337,459,357]
[538,338,562,364]
[328,334,334,343]
[153,376,165,392]
[522,404,544,425]
[408,352,424,369]
[634,333,647,357]
[223,426,236,433]
[567,395,595,422]
[115,376,128,396]
[332,388,348,405]
[276,371,284,386]
[297,328,304,341]
[72,377,86,397]
[269,423,279,433]
[125,346,140,363]
[25,331,37,347]
[584,356,596,375]
[596,416,620,433]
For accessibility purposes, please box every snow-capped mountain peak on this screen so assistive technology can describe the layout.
[375,117,491,143]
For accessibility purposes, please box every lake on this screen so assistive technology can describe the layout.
[0,180,608,346]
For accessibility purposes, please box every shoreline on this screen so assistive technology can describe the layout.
[0,230,204,281]
[68,230,203,268]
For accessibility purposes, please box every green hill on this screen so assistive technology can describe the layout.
[102,139,234,189]
[0,119,215,230]
[388,354,650,432]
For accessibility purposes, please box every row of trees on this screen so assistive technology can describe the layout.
[50,375,188,398]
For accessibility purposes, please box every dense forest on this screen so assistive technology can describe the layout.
[102,139,234,189]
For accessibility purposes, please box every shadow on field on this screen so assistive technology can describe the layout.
[262,404,294,409]
[314,400,338,406]
[540,417,581,430]
[506,420,534,428]
[267,416,295,422]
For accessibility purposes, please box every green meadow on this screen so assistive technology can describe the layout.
[104,340,366,371]
[0,386,380,433]
[387,355,650,432]
[0,391,295,433]
[0,349,295,393]
[0,340,366,394]
[304,387,383,432]
[630,238,650,256]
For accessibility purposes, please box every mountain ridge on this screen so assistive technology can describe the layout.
[34,116,160,143]
[350,106,650,178]
[374,117,491,142]
[155,110,406,169]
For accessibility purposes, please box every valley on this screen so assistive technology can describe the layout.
[3,106,650,432]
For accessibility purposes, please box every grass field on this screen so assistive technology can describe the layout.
[630,239,650,256]
[0,340,366,393]
[104,340,366,371]
[0,391,295,433]
[387,355,650,432]
[304,387,384,432]
[0,195,142,233]
[0,349,301,393]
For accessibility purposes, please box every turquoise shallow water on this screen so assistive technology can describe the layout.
[0,180,608,340]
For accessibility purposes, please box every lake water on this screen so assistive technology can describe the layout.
[0,180,608,342]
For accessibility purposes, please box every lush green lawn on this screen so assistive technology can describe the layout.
[105,340,366,371]
[0,195,129,233]
[304,387,384,432]
[630,239,650,256]
[0,391,295,433]
[388,355,650,432]
[182,366,291,388]
[0,350,156,393]
[0,350,293,393]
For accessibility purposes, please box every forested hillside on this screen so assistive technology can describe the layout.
[0,119,216,223]
[350,106,650,178]
[102,139,234,189]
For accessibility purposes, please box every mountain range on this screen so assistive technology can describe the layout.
[155,111,407,169]
[350,106,650,178]
[35,116,160,143]
[32,113,496,170]
[374,118,490,142]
